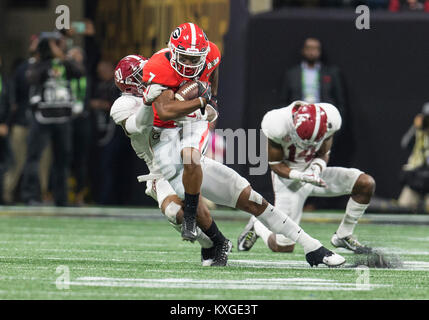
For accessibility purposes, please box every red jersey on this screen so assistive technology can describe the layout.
[142,41,221,128]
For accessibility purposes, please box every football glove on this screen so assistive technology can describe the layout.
[289,168,327,188]
[196,81,211,115]
[143,84,167,104]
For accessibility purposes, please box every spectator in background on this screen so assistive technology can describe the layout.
[0,55,12,205]
[279,37,351,210]
[60,20,97,205]
[67,47,91,206]
[398,102,429,213]
[279,37,351,167]
[89,60,132,205]
[2,34,51,204]
[21,32,84,206]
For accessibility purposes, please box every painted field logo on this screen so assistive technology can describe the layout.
[355,265,370,290]
[56,265,70,290]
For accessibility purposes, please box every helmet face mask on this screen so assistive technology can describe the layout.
[168,23,209,78]
[291,104,328,150]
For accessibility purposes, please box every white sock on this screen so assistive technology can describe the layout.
[170,223,213,248]
[256,204,322,254]
[336,197,369,239]
[252,216,273,247]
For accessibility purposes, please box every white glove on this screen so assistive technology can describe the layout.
[309,158,327,176]
[143,84,167,104]
[289,168,327,188]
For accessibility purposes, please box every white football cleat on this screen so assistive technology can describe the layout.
[331,233,373,254]
[237,217,259,251]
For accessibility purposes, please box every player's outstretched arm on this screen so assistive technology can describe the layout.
[122,104,154,135]
[153,89,207,121]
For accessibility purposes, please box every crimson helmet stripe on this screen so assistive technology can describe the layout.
[310,105,321,143]
[189,22,197,49]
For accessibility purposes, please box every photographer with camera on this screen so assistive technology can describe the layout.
[21,31,85,206]
[398,102,429,213]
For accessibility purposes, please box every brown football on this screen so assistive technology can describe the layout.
[175,80,200,101]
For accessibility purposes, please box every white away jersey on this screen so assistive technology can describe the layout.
[110,94,155,171]
[261,101,342,170]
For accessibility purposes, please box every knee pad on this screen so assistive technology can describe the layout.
[164,201,182,224]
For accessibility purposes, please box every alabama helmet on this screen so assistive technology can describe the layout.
[114,55,147,96]
[291,103,328,150]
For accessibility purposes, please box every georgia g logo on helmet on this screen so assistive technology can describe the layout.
[171,27,181,40]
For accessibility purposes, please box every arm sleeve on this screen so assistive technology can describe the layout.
[125,104,154,134]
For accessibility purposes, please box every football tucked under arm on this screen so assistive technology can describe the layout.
[174,81,200,101]
[173,80,217,123]
[174,80,212,102]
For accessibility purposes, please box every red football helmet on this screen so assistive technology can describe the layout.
[168,22,209,78]
[291,104,328,149]
[114,55,147,96]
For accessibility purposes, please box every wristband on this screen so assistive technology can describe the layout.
[268,161,282,165]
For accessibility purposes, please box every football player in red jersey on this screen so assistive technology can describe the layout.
[142,23,222,247]
[111,54,224,266]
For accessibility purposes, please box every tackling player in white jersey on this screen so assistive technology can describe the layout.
[110,55,229,267]
[237,101,375,254]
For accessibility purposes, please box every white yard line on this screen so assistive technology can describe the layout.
[69,276,390,291]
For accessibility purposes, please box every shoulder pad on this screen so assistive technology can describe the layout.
[110,95,139,124]
[261,108,289,144]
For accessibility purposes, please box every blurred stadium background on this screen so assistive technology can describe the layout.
[1,0,429,212]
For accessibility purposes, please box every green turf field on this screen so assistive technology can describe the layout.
[1,207,429,300]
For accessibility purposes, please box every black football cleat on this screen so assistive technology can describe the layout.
[305,246,346,267]
[181,213,197,242]
[211,239,233,267]
[201,246,216,266]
